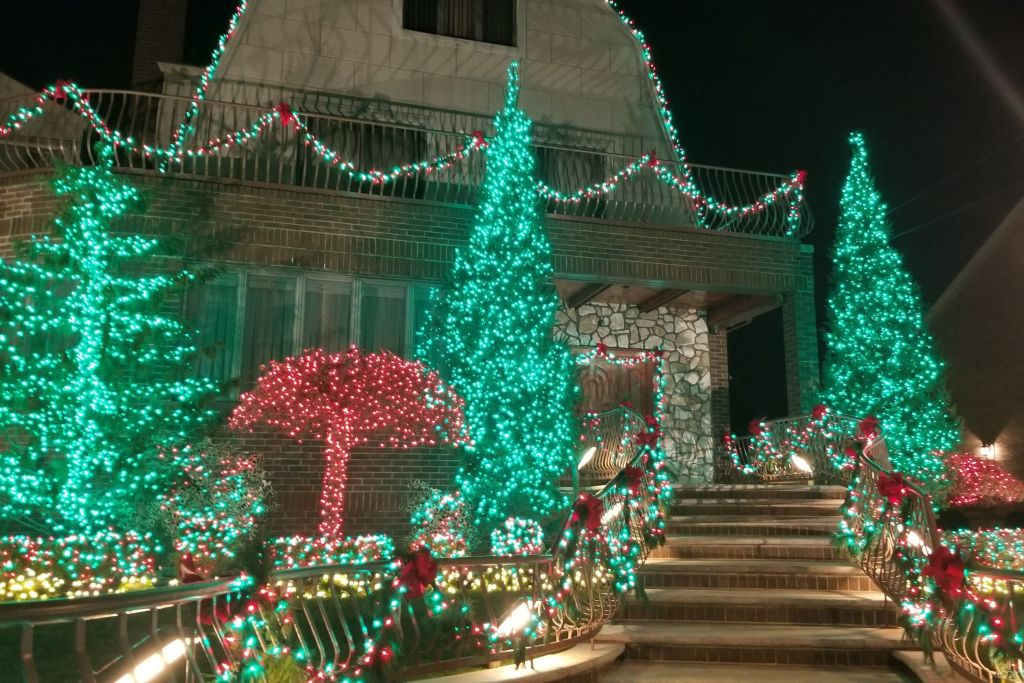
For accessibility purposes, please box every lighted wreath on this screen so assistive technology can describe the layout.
[230,348,466,538]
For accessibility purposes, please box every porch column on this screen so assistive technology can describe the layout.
[782,286,820,413]
[709,324,731,482]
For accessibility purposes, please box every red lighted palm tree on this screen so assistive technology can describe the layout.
[229,348,465,538]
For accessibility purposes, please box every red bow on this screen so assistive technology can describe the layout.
[573,493,604,532]
[842,446,858,468]
[275,102,296,127]
[795,169,808,184]
[471,130,486,148]
[647,150,658,168]
[857,416,880,442]
[624,465,645,494]
[397,548,437,599]
[595,342,609,356]
[811,404,829,421]
[748,418,766,437]
[52,80,71,102]
[721,432,734,448]
[923,546,965,599]
[636,426,660,449]
[620,400,634,410]
[877,471,908,506]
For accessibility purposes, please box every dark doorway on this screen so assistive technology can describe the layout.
[727,308,788,431]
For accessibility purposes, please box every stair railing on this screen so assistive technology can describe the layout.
[841,430,1024,682]
[0,407,669,681]
[721,412,860,484]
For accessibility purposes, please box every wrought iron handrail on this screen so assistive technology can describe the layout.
[0,407,667,681]
[0,88,813,237]
[719,412,860,484]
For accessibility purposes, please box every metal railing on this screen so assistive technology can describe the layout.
[719,413,859,485]
[843,436,1024,682]
[0,407,667,681]
[578,407,648,481]
[0,88,813,237]
[739,413,1024,682]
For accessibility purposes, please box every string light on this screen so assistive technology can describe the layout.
[229,347,465,539]
[947,452,1024,507]
[821,133,958,497]
[490,518,545,556]
[0,145,216,533]
[417,63,577,529]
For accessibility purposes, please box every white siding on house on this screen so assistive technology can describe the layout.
[174,0,666,146]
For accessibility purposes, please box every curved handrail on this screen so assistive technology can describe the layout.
[824,422,1024,682]
[0,406,668,681]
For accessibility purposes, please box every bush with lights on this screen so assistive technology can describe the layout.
[132,440,271,577]
[821,133,959,497]
[490,518,545,556]
[418,62,577,530]
[406,482,478,558]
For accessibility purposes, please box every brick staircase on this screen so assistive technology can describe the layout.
[596,483,914,682]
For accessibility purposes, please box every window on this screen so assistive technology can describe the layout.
[403,0,516,46]
[189,268,431,394]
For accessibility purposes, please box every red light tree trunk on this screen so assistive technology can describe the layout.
[229,348,465,539]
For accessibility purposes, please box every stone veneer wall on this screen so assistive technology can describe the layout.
[555,302,715,484]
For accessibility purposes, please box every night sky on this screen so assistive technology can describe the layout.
[2,0,1022,423]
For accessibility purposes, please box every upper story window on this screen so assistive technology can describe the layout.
[404,0,517,47]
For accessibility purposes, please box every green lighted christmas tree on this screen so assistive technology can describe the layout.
[419,63,576,527]
[822,132,958,492]
[0,147,216,533]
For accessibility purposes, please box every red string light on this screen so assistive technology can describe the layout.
[229,348,465,538]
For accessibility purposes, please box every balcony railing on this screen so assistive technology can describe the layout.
[0,89,812,238]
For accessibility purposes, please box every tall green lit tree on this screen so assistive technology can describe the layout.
[419,63,576,527]
[822,132,958,492]
[0,147,216,533]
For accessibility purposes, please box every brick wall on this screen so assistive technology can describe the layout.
[227,426,460,539]
[0,170,820,531]
[132,0,189,88]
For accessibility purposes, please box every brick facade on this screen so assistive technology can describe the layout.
[0,169,819,533]
[132,0,189,88]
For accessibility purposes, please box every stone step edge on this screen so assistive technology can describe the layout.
[407,642,624,683]
[892,650,969,683]
[664,534,836,545]
[598,624,905,650]
[642,559,862,575]
[631,588,890,607]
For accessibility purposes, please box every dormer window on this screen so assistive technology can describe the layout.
[404,0,517,46]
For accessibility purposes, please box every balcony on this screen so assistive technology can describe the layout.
[0,88,812,238]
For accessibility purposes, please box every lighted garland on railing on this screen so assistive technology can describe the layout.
[0,83,487,187]
[1,0,807,233]
[723,405,854,478]
[835,425,1024,676]
[603,0,807,234]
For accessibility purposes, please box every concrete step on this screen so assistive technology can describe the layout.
[675,485,848,501]
[666,517,840,537]
[597,622,907,667]
[652,535,846,561]
[599,661,912,682]
[672,499,843,517]
[619,588,896,627]
[641,558,877,591]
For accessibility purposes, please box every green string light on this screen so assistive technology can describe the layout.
[418,63,577,528]
[821,132,958,496]
[0,146,216,533]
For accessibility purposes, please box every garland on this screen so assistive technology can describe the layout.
[1,1,807,232]
[723,405,852,477]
